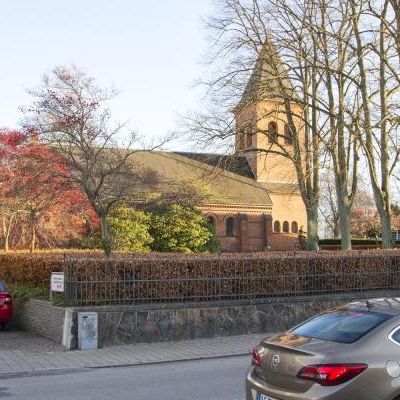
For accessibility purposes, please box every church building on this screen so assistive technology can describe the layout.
[135,48,307,252]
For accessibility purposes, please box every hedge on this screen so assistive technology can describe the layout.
[319,238,386,245]
[62,250,400,305]
[2,251,400,305]
[0,251,101,287]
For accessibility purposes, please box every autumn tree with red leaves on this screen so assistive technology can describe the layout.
[0,129,98,252]
[0,130,27,251]
[350,190,400,239]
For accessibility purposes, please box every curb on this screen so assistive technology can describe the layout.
[86,351,251,369]
[0,351,252,378]
[0,368,84,380]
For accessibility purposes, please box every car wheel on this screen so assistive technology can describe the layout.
[0,322,6,330]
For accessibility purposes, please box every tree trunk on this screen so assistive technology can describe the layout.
[380,210,393,249]
[338,206,351,250]
[306,204,319,250]
[2,218,8,252]
[4,231,9,253]
[2,214,16,253]
[30,225,36,253]
[351,0,394,249]
[333,216,340,238]
[100,213,112,257]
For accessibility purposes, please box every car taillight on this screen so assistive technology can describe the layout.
[252,347,261,366]
[4,296,12,305]
[297,364,368,386]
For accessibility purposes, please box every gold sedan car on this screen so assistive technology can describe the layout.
[246,299,400,400]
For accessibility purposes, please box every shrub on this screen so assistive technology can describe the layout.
[149,203,218,253]
[62,250,400,305]
[0,253,64,287]
[0,251,100,287]
[108,206,153,252]
[319,238,382,245]
[84,204,219,253]
[3,250,400,306]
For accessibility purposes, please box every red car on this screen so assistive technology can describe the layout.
[0,281,13,328]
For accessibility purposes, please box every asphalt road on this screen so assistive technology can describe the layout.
[0,355,250,400]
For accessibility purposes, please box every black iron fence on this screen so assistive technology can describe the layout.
[62,251,400,306]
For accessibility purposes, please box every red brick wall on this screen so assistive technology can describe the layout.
[202,210,298,252]
[269,233,299,251]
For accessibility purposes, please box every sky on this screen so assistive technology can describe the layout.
[0,0,214,150]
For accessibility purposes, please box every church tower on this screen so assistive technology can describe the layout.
[233,42,307,248]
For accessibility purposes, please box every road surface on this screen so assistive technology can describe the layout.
[0,355,250,400]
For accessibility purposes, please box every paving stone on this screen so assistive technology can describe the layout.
[0,328,270,376]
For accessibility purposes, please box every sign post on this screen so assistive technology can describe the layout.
[50,272,65,301]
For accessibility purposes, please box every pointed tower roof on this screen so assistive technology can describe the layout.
[235,39,296,111]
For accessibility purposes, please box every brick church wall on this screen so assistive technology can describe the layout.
[244,214,267,252]
[203,210,271,253]
[201,207,303,252]
[269,233,299,251]
[268,192,307,233]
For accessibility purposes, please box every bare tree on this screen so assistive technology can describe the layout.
[349,0,400,248]
[244,0,361,250]
[23,66,155,255]
[186,0,325,250]
[319,171,340,238]
[300,0,360,249]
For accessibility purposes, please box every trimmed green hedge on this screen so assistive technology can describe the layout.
[319,238,383,245]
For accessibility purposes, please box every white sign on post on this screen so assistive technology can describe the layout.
[51,272,65,293]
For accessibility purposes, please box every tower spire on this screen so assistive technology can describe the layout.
[236,39,295,111]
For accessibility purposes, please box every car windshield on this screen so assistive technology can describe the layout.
[290,310,392,343]
[0,281,5,291]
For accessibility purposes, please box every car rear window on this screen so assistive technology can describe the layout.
[291,310,392,343]
[0,281,5,291]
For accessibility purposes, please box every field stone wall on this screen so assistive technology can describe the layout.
[86,297,364,348]
[16,291,399,350]
[61,291,400,349]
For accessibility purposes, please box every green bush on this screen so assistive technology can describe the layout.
[84,204,219,253]
[9,285,49,302]
[149,203,218,253]
[108,206,153,252]
[319,238,382,245]
[204,224,221,253]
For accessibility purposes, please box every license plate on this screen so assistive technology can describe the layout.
[256,393,279,400]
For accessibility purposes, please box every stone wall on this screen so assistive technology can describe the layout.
[13,299,65,342]
[90,299,341,348]
[15,291,399,350]
[62,291,397,349]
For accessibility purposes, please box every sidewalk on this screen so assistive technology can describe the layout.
[0,330,268,377]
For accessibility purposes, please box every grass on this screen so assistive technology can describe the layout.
[9,285,49,301]
[8,285,66,306]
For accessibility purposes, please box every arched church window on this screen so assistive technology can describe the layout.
[283,221,289,233]
[273,221,281,233]
[226,217,235,237]
[291,221,298,234]
[284,124,293,145]
[268,122,278,143]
